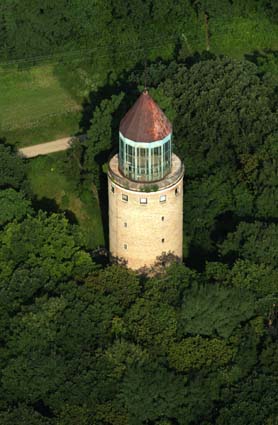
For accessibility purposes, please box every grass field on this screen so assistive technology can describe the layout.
[210,16,278,58]
[27,152,104,250]
[0,64,82,147]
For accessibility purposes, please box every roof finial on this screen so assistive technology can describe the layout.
[144,58,148,93]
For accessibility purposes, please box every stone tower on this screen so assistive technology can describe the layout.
[108,90,184,270]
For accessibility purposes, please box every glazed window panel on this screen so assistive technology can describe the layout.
[152,146,161,166]
[137,147,149,180]
[119,138,124,169]
[164,140,171,175]
[126,144,133,163]
[151,146,162,180]
[119,138,124,157]
[124,144,136,179]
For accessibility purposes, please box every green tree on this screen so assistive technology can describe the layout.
[89,265,141,312]
[220,221,278,268]
[0,404,50,425]
[0,188,32,226]
[230,259,278,297]
[216,374,278,425]
[178,284,255,338]
[82,93,124,188]
[120,362,187,425]
[168,335,235,373]
[0,143,27,190]
[159,57,278,259]
[184,173,234,252]
[1,281,121,411]
[0,212,96,312]
[126,296,177,350]
[145,263,197,308]
[164,57,278,178]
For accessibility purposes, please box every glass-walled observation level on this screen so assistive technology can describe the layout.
[118,132,172,182]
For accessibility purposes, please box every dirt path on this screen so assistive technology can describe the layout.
[19,136,78,158]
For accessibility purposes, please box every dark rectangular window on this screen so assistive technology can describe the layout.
[122,194,128,202]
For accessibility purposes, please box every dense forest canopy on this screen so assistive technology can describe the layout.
[0,0,278,424]
[1,0,278,58]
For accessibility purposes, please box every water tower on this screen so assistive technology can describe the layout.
[108,90,184,270]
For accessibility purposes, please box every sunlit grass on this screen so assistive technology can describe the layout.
[0,64,82,147]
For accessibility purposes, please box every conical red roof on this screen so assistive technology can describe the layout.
[119,91,172,143]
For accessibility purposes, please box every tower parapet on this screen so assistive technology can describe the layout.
[109,153,183,192]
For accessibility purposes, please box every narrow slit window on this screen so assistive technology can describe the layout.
[161,216,164,221]
[111,185,115,193]
[122,194,128,202]
[175,187,180,195]
[160,195,166,203]
[124,222,127,227]
[161,238,165,243]
[140,198,148,204]
[124,244,128,249]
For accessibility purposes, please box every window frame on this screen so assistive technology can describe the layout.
[140,197,148,205]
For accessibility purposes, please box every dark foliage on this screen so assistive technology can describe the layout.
[0,2,278,423]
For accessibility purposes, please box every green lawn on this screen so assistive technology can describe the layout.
[27,152,104,250]
[0,64,82,147]
[210,15,278,58]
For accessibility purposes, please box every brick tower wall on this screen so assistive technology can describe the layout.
[108,174,183,270]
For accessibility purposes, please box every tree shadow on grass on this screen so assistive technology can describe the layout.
[63,209,78,224]
[245,48,278,65]
[31,196,78,224]
[32,196,59,213]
